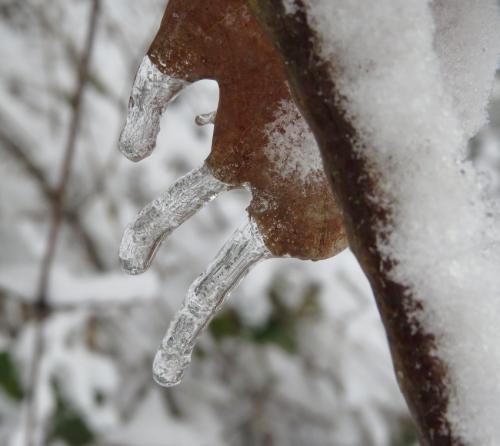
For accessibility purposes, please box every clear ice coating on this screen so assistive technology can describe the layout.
[195,110,217,126]
[120,164,232,274]
[152,218,272,387]
[119,55,190,161]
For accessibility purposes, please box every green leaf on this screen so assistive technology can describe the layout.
[47,380,95,446]
[209,311,242,340]
[392,419,418,446]
[250,317,297,354]
[0,351,24,401]
[208,277,321,355]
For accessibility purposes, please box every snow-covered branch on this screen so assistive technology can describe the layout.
[249,1,500,445]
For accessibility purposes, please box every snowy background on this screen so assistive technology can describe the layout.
[0,1,498,445]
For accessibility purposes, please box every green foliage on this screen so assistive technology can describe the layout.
[47,380,95,446]
[391,418,418,446]
[0,351,24,401]
[210,278,320,354]
[94,389,106,406]
[210,311,241,341]
[250,312,296,353]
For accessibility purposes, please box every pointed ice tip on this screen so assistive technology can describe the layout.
[152,350,189,388]
[118,130,155,163]
[195,111,217,126]
[118,226,152,275]
[119,256,147,276]
[119,55,189,163]
[152,372,181,388]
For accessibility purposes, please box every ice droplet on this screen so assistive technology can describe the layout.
[119,55,190,161]
[120,164,232,275]
[195,111,217,126]
[152,218,272,387]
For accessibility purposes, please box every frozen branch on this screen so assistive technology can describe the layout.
[247,2,491,444]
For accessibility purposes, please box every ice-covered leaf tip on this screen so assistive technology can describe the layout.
[118,0,347,387]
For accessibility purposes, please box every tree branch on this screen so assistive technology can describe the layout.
[0,126,106,271]
[247,2,458,445]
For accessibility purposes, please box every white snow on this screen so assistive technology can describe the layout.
[282,0,300,16]
[433,0,500,139]
[304,0,500,443]
[0,265,160,306]
[264,99,324,185]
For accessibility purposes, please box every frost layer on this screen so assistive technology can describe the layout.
[304,0,500,443]
[264,99,323,185]
[153,218,271,387]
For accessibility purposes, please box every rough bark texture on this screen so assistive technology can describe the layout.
[247,2,462,445]
[146,0,346,260]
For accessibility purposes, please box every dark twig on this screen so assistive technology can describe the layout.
[24,1,101,445]
[0,128,106,271]
[35,0,100,307]
[0,129,55,201]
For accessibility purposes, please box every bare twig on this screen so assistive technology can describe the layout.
[0,129,55,201]
[35,0,100,306]
[23,1,101,445]
[0,127,106,271]
[0,290,154,315]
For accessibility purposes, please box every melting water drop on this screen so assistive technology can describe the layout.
[195,111,217,126]
[152,218,272,387]
[119,55,190,161]
[120,164,232,274]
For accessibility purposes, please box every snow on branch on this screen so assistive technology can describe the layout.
[0,266,160,309]
[249,1,500,445]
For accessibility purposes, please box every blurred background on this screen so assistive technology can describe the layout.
[0,1,498,445]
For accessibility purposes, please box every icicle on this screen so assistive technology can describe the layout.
[195,110,217,126]
[152,218,272,387]
[120,164,231,275]
[119,55,190,161]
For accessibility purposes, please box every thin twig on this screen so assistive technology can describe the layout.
[35,0,100,307]
[0,128,106,270]
[24,1,101,445]
[0,130,55,200]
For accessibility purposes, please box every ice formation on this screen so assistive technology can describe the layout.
[119,56,189,162]
[264,99,323,185]
[152,218,271,387]
[119,164,231,275]
[303,0,500,443]
[117,0,348,390]
[195,110,217,126]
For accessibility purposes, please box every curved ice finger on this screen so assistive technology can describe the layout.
[152,218,272,387]
[120,164,232,275]
[119,55,190,162]
[195,111,217,126]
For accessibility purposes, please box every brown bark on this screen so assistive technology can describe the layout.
[247,2,461,445]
